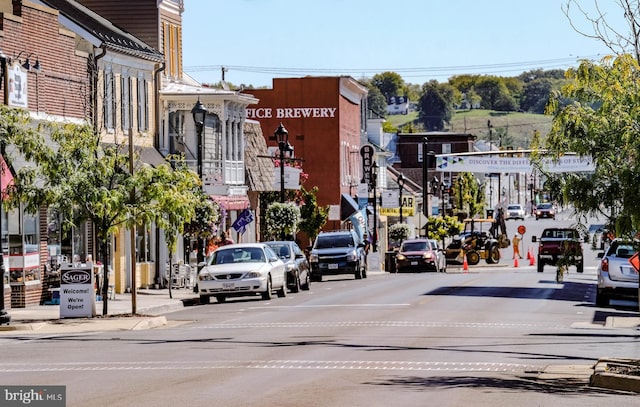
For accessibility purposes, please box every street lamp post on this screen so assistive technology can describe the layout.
[398,173,405,224]
[370,162,378,252]
[274,123,293,204]
[191,98,207,264]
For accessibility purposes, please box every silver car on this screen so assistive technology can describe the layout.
[198,243,287,304]
[596,239,639,306]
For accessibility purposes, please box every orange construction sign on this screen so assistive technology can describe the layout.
[629,252,640,273]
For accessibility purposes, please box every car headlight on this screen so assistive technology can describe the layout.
[286,263,296,272]
[423,252,434,260]
[346,250,358,262]
[198,274,213,281]
[309,253,318,262]
[245,271,261,278]
[396,254,406,261]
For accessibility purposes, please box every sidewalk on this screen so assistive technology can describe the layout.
[0,288,198,334]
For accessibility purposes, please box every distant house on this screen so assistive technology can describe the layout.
[386,95,409,115]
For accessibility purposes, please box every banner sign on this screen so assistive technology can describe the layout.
[436,155,594,173]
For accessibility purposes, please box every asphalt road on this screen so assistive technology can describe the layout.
[1,212,639,406]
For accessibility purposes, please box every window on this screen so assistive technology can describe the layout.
[103,68,116,130]
[163,22,182,80]
[137,76,148,132]
[121,74,133,131]
[136,224,151,262]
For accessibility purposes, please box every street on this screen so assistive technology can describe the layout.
[1,213,639,406]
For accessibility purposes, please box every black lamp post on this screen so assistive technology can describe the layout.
[274,122,293,204]
[370,162,378,252]
[191,98,207,263]
[398,173,405,224]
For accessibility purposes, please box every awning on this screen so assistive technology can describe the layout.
[1,155,14,200]
[139,146,166,167]
[211,195,250,211]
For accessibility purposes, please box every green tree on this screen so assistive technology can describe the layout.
[2,111,202,314]
[453,172,485,217]
[417,80,455,131]
[521,78,553,113]
[264,202,301,240]
[371,71,405,100]
[364,81,388,118]
[297,186,328,247]
[544,54,640,236]
[473,76,518,111]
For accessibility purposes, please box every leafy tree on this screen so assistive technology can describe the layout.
[363,81,388,118]
[473,76,518,111]
[371,71,405,100]
[453,172,485,217]
[417,80,455,131]
[2,110,202,314]
[264,202,301,240]
[297,186,328,246]
[544,54,640,236]
[426,215,463,242]
[388,223,411,246]
[521,78,553,113]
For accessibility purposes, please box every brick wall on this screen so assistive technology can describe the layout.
[0,2,90,120]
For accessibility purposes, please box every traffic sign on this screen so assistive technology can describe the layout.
[517,225,526,235]
[629,252,640,273]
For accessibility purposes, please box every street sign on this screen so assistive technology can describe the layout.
[517,225,526,235]
[629,252,640,273]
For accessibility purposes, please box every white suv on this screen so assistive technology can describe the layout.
[505,204,525,220]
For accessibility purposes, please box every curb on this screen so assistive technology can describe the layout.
[590,358,640,393]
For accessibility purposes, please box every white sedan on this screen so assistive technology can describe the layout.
[198,243,286,304]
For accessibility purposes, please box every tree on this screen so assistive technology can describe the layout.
[264,202,301,241]
[371,71,405,100]
[363,81,388,118]
[297,186,328,247]
[473,76,518,111]
[544,54,640,236]
[563,0,640,63]
[521,78,554,113]
[453,172,485,217]
[2,111,203,314]
[417,80,455,131]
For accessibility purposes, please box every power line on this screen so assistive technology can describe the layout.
[184,55,603,80]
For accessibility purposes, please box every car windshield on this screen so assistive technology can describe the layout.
[267,244,290,259]
[508,205,521,210]
[538,203,553,209]
[213,247,265,264]
[402,241,429,251]
[315,235,354,249]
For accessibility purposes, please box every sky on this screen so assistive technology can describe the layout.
[182,0,622,88]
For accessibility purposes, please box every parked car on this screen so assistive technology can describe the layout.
[308,230,367,281]
[265,241,310,292]
[596,239,640,306]
[505,203,525,220]
[197,243,286,304]
[535,202,556,220]
[395,238,445,272]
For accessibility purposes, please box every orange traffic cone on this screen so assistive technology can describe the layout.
[463,256,469,273]
[514,256,519,268]
[526,248,532,261]
[529,248,535,266]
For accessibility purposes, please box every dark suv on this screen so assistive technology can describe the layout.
[308,230,367,281]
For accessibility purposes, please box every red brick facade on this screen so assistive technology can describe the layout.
[1,2,89,119]
[247,77,367,213]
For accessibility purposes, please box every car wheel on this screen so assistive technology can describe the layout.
[301,272,310,291]
[199,295,210,304]
[537,261,544,273]
[355,265,362,279]
[261,277,273,300]
[276,279,287,298]
[216,295,226,303]
[290,273,300,293]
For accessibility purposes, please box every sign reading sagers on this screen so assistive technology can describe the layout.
[60,262,96,318]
